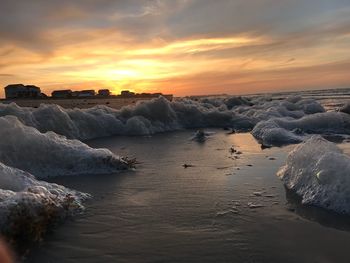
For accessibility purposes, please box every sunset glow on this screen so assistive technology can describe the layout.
[1,0,350,96]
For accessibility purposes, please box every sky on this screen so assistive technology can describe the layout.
[0,0,350,97]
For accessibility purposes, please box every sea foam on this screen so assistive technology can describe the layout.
[0,161,89,240]
[0,95,326,141]
[278,136,350,214]
[0,95,346,241]
[252,112,350,146]
[0,115,130,178]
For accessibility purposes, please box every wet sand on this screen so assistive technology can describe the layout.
[26,130,350,263]
[0,97,164,109]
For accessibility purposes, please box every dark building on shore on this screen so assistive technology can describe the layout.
[78,90,95,97]
[4,84,42,99]
[4,85,172,102]
[120,90,135,97]
[98,89,110,96]
[51,89,72,98]
[51,89,97,98]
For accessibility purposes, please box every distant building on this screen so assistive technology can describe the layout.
[71,91,80,97]
[120,90,135,97]
[98,89,110,96]
[51,90,72,98]
[4,84,41,99]
[78,90,96,97]
[40,92,48,98]
[118,90,173,100]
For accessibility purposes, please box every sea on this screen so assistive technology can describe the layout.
[22,88,350,263]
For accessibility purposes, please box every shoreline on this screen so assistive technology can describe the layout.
[0,95,173,109]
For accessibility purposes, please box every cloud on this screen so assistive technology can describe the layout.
[153,59,350,96]
[0,0,350,96]
[0,74,14,77]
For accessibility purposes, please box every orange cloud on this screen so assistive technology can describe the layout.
[1,0,350,97]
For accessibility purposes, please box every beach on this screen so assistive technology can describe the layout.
[0,89,350,262]
[2,1,350,262]
[0,96,173,110]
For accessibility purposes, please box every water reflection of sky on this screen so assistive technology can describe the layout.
[27,130,350,263]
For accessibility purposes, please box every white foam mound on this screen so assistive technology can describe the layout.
[0,98,240,139]
[252,112,350,146]
[232,96,325,123]
[277,136,350,214]
[0,116,130,178]
[252,120,303,146]
[0,161,89,238]
[0,96,326,140]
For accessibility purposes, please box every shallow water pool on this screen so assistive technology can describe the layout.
[27,130,350,263]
